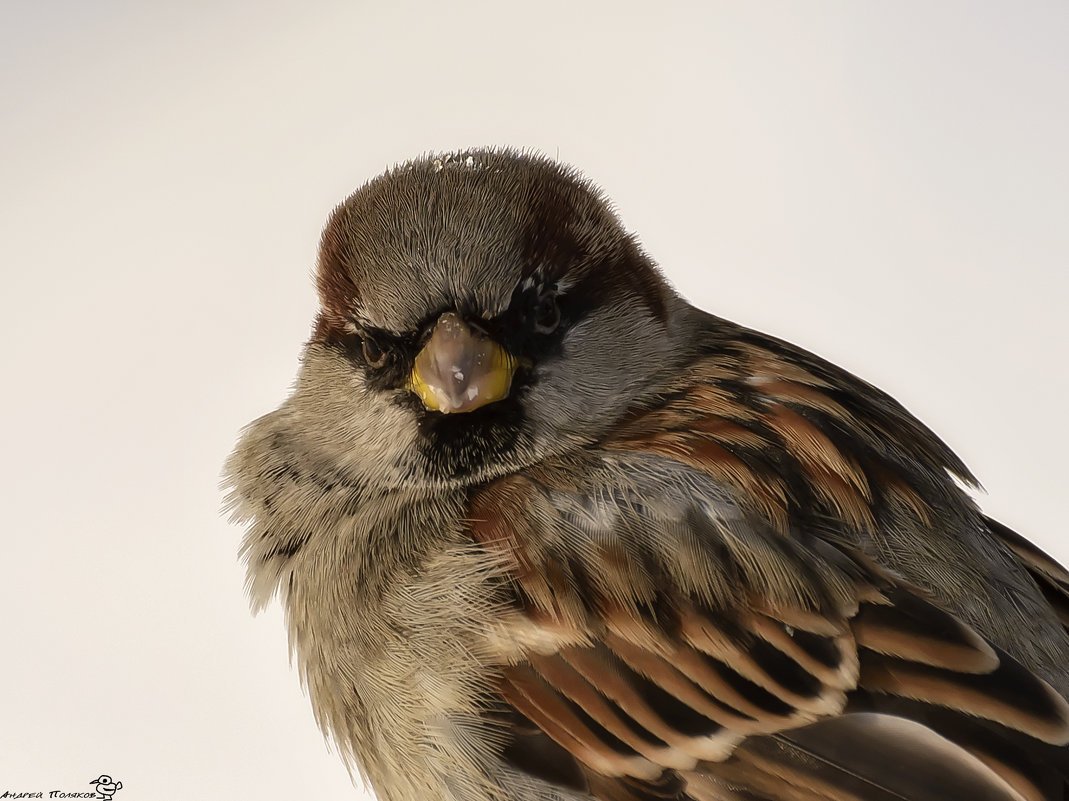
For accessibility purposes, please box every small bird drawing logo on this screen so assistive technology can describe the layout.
[89,775,122,801]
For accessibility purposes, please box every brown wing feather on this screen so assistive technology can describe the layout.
[988,517,1069,631]
[468,338,1069,801]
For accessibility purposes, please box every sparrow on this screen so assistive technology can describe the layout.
[225,148,1069,801]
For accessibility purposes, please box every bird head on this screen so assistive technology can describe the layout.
[287,149,682,489]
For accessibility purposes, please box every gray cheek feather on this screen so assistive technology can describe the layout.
[524,302,675,441]
[287,346,423,484]
[222,345,432,612]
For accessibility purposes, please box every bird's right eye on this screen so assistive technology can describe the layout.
[532,288,561,334]
[361,336,388,368]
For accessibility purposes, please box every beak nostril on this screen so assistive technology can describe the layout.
[466,318,492,338]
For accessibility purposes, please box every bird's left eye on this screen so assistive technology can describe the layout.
[532,289,560,334]
[361,336,388,368]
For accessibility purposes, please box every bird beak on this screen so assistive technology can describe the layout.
[408,312,517,413]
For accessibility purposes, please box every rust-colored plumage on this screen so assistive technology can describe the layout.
[467,324,1069,800]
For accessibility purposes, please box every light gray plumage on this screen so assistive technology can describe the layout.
[225,149,1069,801]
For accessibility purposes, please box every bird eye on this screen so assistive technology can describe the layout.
[361,336,388,368]
[533,290,560,334]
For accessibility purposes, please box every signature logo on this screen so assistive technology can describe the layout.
[88,776,122,801]
[0,774,124,800]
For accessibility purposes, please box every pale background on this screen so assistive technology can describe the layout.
[1,2,1066,799]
